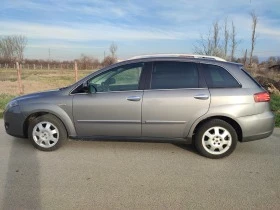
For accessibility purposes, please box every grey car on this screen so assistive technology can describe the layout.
[4,55,275,158]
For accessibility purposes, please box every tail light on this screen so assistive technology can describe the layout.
[254,92,270,102]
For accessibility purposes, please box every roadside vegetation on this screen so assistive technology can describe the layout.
[271,94,280,127]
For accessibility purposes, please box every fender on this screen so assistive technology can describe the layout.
[21,103,77,137]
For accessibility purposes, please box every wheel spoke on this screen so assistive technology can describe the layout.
[205,131,214,139]
[218,145,225,151]
[45,123,51,130]
[38,123,44,131]
[44,140,50,147]
[37,138,43,145]
[50,136,58,143]
[34,131,41,137]
[221,130,230,139]
[209,146,217,152]
[204,140,211,146]
[51,129,57,135]
[214,127,220,135]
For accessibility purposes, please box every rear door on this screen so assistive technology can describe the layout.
[142,61,210,138]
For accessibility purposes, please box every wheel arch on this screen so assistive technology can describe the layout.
[23,109,76,138]
[190,116,243,142]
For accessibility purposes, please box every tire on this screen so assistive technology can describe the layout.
[28,114,67,151]
[194,119,237,159]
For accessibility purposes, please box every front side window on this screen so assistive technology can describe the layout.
[89,63,144,92]
[151,61,199,89]
[201,64,240,88]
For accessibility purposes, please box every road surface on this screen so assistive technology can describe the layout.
[0,120,279,209]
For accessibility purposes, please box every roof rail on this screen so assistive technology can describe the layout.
[129,54,226,62]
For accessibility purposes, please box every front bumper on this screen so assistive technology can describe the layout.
[4,105,26,138]
[237,111,275,142]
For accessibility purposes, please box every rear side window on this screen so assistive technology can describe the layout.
[241,68,262,88]
[201,64,240,88]
[151,61,199,89]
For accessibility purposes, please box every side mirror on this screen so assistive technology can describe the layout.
[82,82,96,94]
[88,83,97,94]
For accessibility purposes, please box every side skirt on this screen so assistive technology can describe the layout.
[69,135,193,144]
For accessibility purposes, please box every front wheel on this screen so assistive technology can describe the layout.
[194,119,237,159]
[28,114,67,151]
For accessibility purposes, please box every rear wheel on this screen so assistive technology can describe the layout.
[28,114,67,151]
[194,119,237,159]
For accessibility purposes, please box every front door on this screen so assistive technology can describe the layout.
[72,62,145,137]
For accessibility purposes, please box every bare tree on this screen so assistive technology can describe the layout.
[194,21,223,57]
[213,21,219,49]
[0,35,27,62]
[109,42,118,58]
[224,18,229,58]
[13,35,27,62]
[230,21,238,61]
[249,11,258,65]
[0,36,15,62]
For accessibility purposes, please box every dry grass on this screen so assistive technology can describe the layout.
[0,68,94,95]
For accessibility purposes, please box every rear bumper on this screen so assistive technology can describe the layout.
[237,111,275,142]
[4,106,26,138]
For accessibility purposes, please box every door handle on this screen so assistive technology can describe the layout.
[127,96,141,101]
[194,94,209,100]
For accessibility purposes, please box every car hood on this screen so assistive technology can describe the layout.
[13,89,61,102]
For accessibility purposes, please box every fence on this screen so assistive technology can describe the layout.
[0,63,97,70]
[1,61,80,95]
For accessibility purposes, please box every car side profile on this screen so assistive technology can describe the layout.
[4,54,275,158]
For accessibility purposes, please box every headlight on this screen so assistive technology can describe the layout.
[5,100,18,110]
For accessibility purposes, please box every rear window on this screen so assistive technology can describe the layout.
[201,64,241,88]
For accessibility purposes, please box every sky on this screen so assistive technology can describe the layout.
[0,0,280,60]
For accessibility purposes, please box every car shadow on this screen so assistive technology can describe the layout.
[2,137,41,210]
[171,143,199,155]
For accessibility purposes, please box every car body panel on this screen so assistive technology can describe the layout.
[73,91,143,136]
[142,88,210,138]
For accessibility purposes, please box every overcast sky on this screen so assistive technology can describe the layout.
[1,0,279,60]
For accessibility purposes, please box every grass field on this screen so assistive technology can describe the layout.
[0,68,279,127]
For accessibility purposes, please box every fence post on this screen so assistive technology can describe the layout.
[16,62,24,95]
[74,61,78,82]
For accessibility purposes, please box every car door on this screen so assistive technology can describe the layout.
[142,61,210,138]
[72,62,145,137]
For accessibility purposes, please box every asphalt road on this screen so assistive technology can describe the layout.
[0,120,279,210]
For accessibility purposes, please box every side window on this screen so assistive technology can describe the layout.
[201,64,240,88]
[151,61,199,89]
[89,63,144,92]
